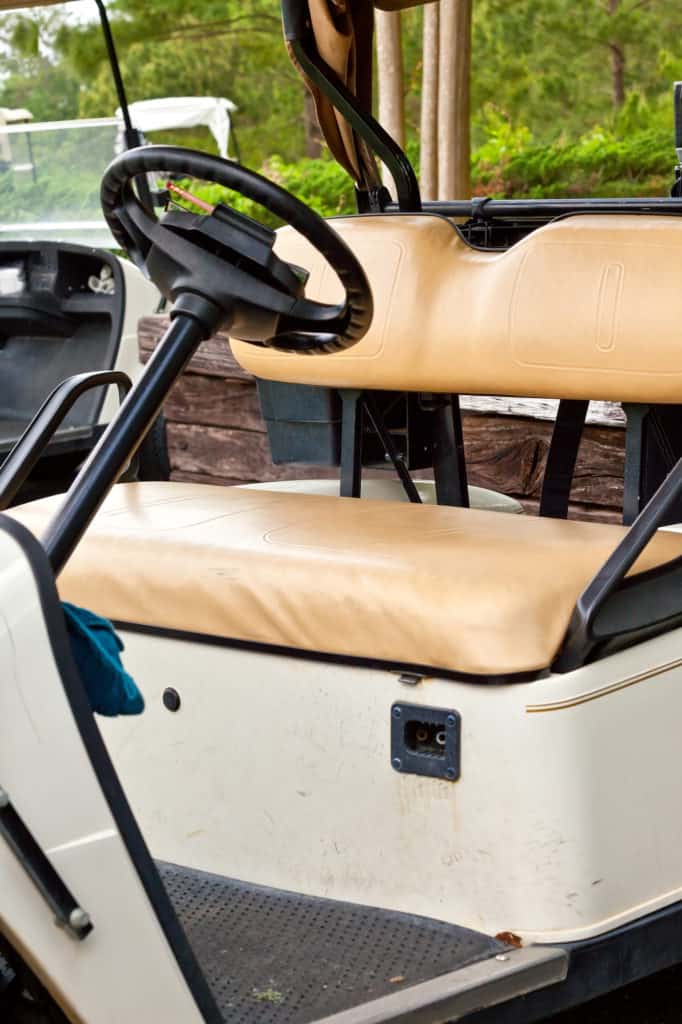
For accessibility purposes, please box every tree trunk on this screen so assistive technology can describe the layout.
[420,2,439,201]
[375,8,405,187]
[608,0,625,109]
[437,0,472,199]
[609,42,625,108]
[303,88,323,158]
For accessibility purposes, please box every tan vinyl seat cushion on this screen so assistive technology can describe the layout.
[232,213,682,404]
[10,482,682,678]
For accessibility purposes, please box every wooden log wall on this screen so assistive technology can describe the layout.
[140,314,625,522]
[139,317,338,488]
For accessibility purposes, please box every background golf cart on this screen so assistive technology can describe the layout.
[0,2,239,503]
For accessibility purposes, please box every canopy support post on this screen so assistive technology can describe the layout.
[94,0,136,147]
[94,0,153,211]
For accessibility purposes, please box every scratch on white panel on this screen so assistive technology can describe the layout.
[47,828,117,855]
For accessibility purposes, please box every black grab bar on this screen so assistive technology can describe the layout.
[0,370,132,511]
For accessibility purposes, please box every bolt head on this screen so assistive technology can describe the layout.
[392,706,402,719]
[392,757,402,771]
[163,687,181,712]
[445,767,456,780]
[69,907,91,931]
[446,714,457,727]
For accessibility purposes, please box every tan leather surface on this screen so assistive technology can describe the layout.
[10,482,682,677]
[232,213,682,403]
[295,0,379,188]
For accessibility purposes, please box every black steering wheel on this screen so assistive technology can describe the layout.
[100,145,373,354]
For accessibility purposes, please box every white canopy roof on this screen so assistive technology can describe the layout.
[116,96,237,159]
[0,107,33,124]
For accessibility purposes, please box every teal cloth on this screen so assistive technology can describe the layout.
[62,602,144,716]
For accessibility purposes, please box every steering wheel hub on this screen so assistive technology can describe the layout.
[100,145,373,353]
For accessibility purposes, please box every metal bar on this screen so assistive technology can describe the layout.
[25,131,36,184]
[339,390,363,498]
[386,197,682,218]
[310,946,568,1024]
[93,0,153,212]
[648,408,678,474]
[286,35,420,212]
[432,397,469,507]
[0,371,131,512]
[539,399,588,519]
[362,394,421,504]
[229,119,242,164]
[557,448,682,670]
[0,786,93,942]
[622,404,648,526]
[94,0,133,138]
[639,407,682,526]
[1,118,120,135]
[42,313,211,576]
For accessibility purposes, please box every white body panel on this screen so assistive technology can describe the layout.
[100,626,682,947]
[0,528,202,1023]
[97,257,160,425]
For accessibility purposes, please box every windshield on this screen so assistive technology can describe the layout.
[0,118,119,248]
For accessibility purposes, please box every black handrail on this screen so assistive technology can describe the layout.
[43,314,208,576]
[555,453,682,671]
[281,0,421,212]
[0,371,132,512]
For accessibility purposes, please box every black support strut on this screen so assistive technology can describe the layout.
[43,310,219,576]
[339,389,363,498]
[0,786,93,941]
[539,399,588,519]
[0,371,131,512]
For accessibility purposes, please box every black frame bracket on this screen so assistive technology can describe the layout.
[0,785,93,941]
[0,370,132,512]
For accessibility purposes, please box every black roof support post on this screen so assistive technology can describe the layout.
[94,0,153,211]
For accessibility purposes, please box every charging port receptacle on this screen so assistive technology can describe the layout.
[391,704,461,781]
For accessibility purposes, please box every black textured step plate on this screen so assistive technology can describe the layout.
[159,861,507,1024]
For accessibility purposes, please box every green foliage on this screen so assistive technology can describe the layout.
[0,10,80,121]
[0,124,118,225]
[10,16,41,59]
[0,59,80,122]
[170,154,355,228]
[473,121,674,199]
[470,0,682,146]
[55,0,306,169]
[2,0,682,207]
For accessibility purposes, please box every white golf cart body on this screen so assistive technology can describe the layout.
[4,0,682,1022]
[5,196,682,1020]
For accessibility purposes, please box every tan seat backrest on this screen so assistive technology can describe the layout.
[231,213,682,404]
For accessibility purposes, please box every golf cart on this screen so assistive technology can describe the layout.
[6,0,682,1022]
[0,92,242,502]
[0,0,177,503]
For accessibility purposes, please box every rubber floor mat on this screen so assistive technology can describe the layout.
[159,861,507,1024]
